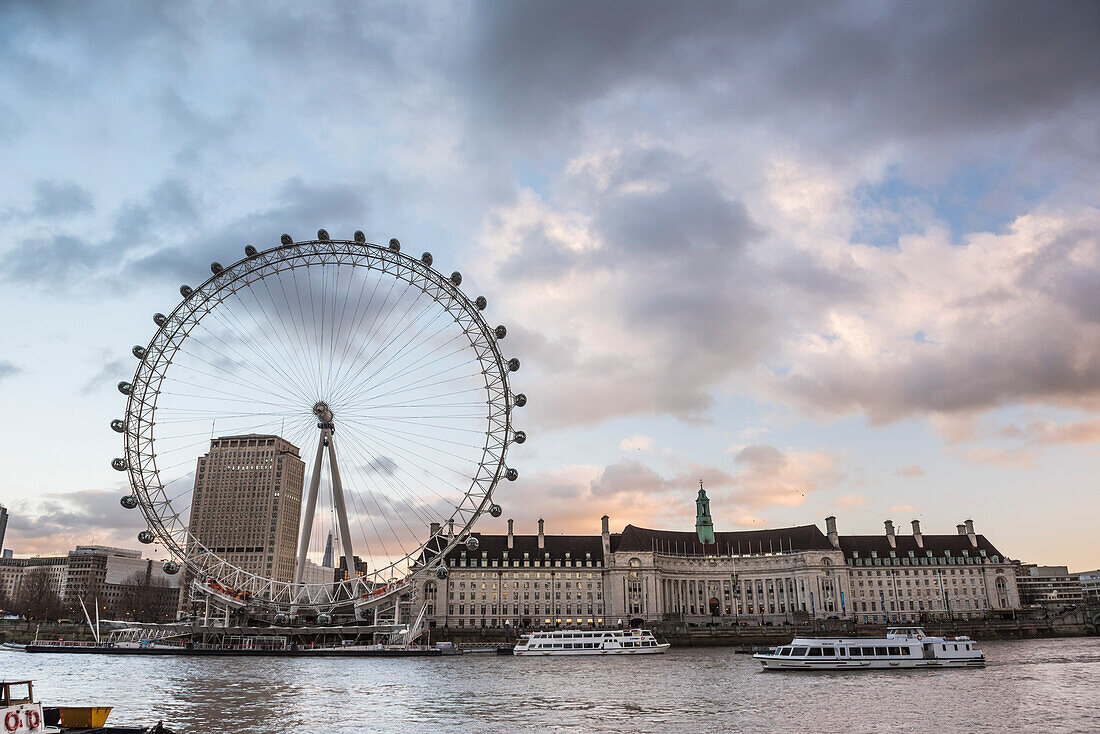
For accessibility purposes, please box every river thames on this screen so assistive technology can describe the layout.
[7,637,1099,733]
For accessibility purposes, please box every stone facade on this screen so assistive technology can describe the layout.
[418,512,1022,630]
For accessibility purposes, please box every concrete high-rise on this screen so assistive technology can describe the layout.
[186,434,306,585]
[0,503,8,556]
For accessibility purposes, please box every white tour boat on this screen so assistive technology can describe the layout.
[513,628,670,656]
[754,627,985,670]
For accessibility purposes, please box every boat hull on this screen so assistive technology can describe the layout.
[755,655,985,670]
[514,644,670,656]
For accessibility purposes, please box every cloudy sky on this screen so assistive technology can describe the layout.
[1,1,1098,570]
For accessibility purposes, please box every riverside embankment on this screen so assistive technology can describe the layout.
[428,610,1097,647]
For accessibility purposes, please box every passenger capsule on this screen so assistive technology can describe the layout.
[179,285,193,298]
[450,271,462,286]
[110,419,125,433]
[389,238,401,252]
[120,495,138,509]
[507,358,520,372]
[316,613,333,625]
[210,262,223,275]
[354,230,366,243]
[162,561,180,575]
[494,325,507,339]
[465,536,480,551]
[137,530,155,544]
[273,613,289,625]
[117,381,132,396]
[506,468,519,481]
[435,566,450,580]
[153,313,167,327]
[244,245,258,257]
[317,228,330,241]
[489,504,503,518]
[474,296,487,310]
[111,458,128,471]
[513,430,526,444]
[131,345,146,359]
[421,252,433,266]
[513,393,527,407]
[281,234,293,245]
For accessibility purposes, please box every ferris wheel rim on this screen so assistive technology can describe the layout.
[119,235,517,609]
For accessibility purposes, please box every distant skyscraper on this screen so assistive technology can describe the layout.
[322,531,334,568]
[0,503,8,556]
[186,434,306,585]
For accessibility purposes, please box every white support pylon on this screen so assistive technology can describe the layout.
[293,401,359,602]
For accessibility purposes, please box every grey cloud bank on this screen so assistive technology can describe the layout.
[0,0,1098,565]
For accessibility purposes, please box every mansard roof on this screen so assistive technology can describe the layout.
[612,523,835,555]
[837,534,1004,560]
[426,532,606,563]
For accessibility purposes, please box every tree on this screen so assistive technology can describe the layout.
[15,568,62,621]
[114,568,172,622]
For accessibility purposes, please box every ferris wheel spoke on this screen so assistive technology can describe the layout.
[340,357,480,408]
[164,359,308,409]
[227,284,320,403]
[336,294,441,397]
[355,329,468,399]
[335,430,463,550]
[266,271,323,400]
[326,276,417,397]
[327,266,387,391]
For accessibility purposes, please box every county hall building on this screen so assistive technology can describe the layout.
[420,487,1021,629]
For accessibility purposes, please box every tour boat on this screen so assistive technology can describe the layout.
[512,628,669,656]
[754,627,985,670]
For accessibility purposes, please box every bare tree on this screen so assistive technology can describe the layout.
[14,568,62,621]
[114,569,172,622]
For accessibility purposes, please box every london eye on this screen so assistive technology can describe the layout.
[111,230,525,614]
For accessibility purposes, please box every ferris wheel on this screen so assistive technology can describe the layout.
[111,230,525,611]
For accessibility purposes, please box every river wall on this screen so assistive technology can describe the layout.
[426,612,1097,646]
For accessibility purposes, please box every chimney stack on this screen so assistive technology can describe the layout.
[885,520,896,549]
[448,519,454,538]
[911,519,923,549]
[957,523,967,536]
[430,521,440,537]
[964,519,977,548]
[825,516,839,549]
[601,515,611,560]
[538,518,545,550]
[507,519,514,549]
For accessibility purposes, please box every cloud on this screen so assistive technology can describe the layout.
[728,444,845,508]
[888,504,919,515]
[953,446,1036,469]
[30,179,94,219]
[5,488,153,556]
[1001,418,1100,447]
[80,354,128,396]
[832,494,869,507]
[619,434,654,451]
[479,146,772,428]
[0,361,21,382]
[895,465,925,478]
[774,207,1100,425]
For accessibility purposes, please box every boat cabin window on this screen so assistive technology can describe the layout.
[850,648,862,656]
[808,647,822,657]
[874,647,887,656]
[821,647,836,657]
[888,647,901,656]
[791,647,809,656]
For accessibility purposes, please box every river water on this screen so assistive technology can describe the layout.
[5,637,1099,733]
